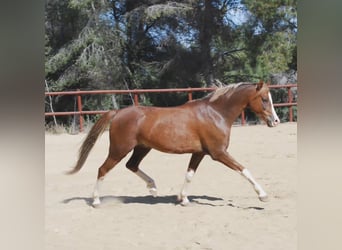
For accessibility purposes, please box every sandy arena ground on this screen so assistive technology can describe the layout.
[45,122,297,250]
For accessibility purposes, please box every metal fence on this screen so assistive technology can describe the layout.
[45,84,297,132]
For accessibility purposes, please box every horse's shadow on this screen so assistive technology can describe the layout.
[62,195,264,210]
[62,194,222,207]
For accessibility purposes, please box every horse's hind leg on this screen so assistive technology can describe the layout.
[125,146,157,196]
[92,156,123,207]
[178,152,205,206]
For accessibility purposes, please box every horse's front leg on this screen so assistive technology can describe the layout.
[178,152,205,206]
[210,151,268,202]
[241,168,268,201]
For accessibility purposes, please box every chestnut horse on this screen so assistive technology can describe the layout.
[67,81,280,207]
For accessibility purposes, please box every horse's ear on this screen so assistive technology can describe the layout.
[256,80,264,91]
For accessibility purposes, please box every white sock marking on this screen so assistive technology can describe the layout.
[135,169,157,196]
[180,169,195,203]
[93,177,104,205]
[241,168,267,198]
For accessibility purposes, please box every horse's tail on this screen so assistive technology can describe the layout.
[65,110,117,175]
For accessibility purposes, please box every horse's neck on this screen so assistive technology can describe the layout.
[210,86,252,123]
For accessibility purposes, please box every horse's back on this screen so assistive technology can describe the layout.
[110,104,204,153]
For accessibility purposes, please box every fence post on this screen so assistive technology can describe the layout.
[76,89,84,132]
[133,93,139,106]
[287,87,293,122]
[188,89,193,101]
[241,110,246,125]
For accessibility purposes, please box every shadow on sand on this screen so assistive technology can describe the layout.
[62,194,222,206]
[62,195,264,210]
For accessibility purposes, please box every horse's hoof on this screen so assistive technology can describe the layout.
[180,200,191,206]
[259,195,269,202]
[149,188,157,197]
[92,202,101,208]
[177,195,190,206]
[92,198,101,208]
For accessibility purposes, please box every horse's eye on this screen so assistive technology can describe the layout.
[262,97,268,103]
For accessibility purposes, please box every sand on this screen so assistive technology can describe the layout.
[45,123,297,250]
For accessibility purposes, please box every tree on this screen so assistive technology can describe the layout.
[240,0,297,80]
[45,0,297,125]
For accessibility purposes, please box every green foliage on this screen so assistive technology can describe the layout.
[45,0,297,126]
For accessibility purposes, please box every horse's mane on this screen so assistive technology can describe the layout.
[207,82,254,102]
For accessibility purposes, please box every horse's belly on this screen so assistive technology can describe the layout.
[139,131,202,154]
[137,110,203,153]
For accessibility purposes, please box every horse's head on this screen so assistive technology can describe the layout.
[248,81,280,127]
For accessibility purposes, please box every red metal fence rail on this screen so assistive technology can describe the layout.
[45,84,297,132]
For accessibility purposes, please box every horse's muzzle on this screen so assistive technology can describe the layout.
[266,116,280,127]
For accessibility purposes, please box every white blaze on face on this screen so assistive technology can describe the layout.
[268,92,280,125]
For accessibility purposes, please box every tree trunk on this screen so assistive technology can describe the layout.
[45,80,58,127]
[199,0,215,86]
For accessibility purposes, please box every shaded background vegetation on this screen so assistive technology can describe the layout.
[45,0,297,126]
